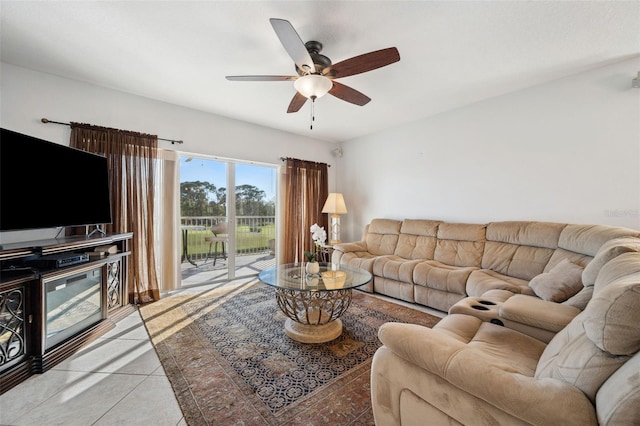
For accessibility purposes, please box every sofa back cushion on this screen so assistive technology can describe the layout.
[482,221,565,280]
[433,223,486,267]
[544,224,640,278]
[535,315,631,403]
[582,236,640,287]
[558,224,640,258]
[535,252,640,402]
[588,253,640,355]
[593,251,640,296]
[365,219,402,256]
[394,219,441,260]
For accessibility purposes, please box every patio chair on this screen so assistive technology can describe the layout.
[204,222,228,266]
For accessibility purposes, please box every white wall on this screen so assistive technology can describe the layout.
[337,56,640,242]
[3,58,639,246]
[0,62,336,244]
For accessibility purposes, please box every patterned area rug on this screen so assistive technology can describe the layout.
[139,280,441,425]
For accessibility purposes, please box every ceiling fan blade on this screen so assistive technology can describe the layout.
[226,75,297,81]
[270,18,315,74]
[287,92,308,113]
[329,81,371,106]
[323,47,400,79]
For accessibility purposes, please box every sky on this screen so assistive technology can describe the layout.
[179,155,277,201]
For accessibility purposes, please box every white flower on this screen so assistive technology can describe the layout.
[310,223,327,246]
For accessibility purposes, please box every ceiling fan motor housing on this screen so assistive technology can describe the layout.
[296,41,332,75]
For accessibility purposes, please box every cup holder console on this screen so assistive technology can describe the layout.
[471,305,489,311]
[451,297,503,323]
[471,299,498,311]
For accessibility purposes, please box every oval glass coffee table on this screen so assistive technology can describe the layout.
[258,262,372,343]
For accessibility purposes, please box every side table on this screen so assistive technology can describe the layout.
[316,244,334,263]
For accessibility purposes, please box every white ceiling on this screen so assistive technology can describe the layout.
[1,1,639,143]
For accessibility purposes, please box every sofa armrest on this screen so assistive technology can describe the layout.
[499,294,581,333]
[333,241,368,253]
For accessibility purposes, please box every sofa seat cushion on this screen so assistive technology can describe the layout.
[528,258,584,302]
[373,256,424,284]
[412,260,476,296]
[376,316,597,425]
[338,251,378,270]
[466,269,533,297]
[380,315,545,377]
[339,253,386,292]
[340,252,390,287]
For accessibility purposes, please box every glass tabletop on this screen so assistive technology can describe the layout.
[258,262,372,291]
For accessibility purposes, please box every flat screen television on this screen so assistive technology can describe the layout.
[0,128,112,232]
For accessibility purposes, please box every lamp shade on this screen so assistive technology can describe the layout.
[294,75,333,99]
[322,193,348,214]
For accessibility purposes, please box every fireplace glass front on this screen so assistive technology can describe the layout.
[44,266,103,350]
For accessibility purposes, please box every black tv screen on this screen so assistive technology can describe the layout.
[0,128,112,231]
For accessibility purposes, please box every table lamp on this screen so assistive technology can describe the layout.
[322,193,348,244]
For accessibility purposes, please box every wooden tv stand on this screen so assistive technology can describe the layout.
[0,232,133,394]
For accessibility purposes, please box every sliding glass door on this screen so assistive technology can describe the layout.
[179,155,277,286]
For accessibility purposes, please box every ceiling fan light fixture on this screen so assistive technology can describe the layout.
[294,74,332,99]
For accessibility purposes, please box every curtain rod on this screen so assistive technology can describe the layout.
[41,118,184,144]
[280,157,331,167]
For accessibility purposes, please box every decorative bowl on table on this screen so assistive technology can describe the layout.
[321,270,346,289]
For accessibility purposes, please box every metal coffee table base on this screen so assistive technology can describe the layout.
[276,288,352,343]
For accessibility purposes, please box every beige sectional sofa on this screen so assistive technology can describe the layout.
[371,250,640,425]
[332,218,639,341]
[332,218,640,425]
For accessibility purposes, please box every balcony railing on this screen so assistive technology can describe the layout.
[181,216,276,263]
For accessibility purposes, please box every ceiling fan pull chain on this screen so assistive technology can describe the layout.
[310,95,316,130]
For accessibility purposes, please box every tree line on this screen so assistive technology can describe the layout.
[180,181,275,217]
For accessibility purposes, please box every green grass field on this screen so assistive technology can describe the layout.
[184,224,276,256]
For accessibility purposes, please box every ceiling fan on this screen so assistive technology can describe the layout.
[226,18,400,117]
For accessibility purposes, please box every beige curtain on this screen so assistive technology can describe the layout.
[70,122,160,304]
[282,158,329,263]
[157,149,181,293]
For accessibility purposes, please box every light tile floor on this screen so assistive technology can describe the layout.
[0,278,446,426]
[0,309,185,426]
